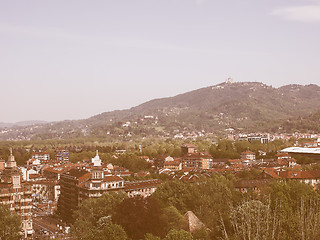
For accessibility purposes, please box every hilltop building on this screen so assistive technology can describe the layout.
[0,149,33,237]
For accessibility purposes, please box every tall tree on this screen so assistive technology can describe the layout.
[71,191,127,240]
[113,196,166,240]
[164,229,193,240]
[0,204,21,240]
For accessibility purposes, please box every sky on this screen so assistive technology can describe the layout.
[1,0,320,123]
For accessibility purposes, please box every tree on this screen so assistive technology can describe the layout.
[164,229,193,240]
[71,191,127,239]
[192,227,210,240]
[92,218,128,240]
[0,204,21,240]
[162,206,187,232]
[113,196,166,240]
[227,200,277,240]
[153,175,237,238]
[144,233,161,240]
[152,180,191,213]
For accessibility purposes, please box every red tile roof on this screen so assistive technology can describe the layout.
[104,175,123,182]
[124,179,162,190]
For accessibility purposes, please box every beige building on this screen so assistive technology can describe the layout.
[125,179,162,198]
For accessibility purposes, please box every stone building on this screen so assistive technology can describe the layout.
[0,149,33,237]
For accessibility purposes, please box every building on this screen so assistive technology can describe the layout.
[0,149,33,237]
[31,152,50,164]
[164,157,182,171]
[153,155,171,169]
[278,170,320,189]
[58,168,91,223]
[58,151,162,222]
[125,179,162,198]
[182,152,213,170]
[181,144,197,155]
[55,149,69,163]
[234,171,274,193]
[58,151,124,222]
[31,179,60,202]
[0,159,5,171]
[241,151,256,161]
[281,147,320,161]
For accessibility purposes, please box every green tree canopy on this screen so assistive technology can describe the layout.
[113,196,166,240]
[164,229,193,240]
[71,191,127,239]
[0,204,21,240]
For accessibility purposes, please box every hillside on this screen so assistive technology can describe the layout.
[1,81,320,141]
[0,120,47,129]
[281,110,320,133]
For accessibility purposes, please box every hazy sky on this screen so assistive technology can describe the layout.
[1,0,320,122]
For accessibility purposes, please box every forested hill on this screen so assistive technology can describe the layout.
[1,81,320,140]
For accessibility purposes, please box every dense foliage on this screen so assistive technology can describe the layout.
[0,204,21,240]
[70,177,320,240]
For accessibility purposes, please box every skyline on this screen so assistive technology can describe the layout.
[1,0,320,123]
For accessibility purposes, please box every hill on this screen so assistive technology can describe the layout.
[0,121,47,129]
[1,81,320,141]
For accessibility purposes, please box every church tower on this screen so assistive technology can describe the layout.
[1,148,21,187]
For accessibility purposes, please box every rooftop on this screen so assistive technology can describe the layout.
[66,168,89,178]
[281,147,320,154]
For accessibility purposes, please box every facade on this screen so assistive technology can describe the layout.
[0,150,33,237]
[31,180,60,202]
[234,179,273,193]
[0,159,5,170]
[241,151,256,161]
[164,157,182,171]
[125,179,162,198]
[182,152,213,170]
[153,155,168,169]
[278,170,320,189]
[58,151,124,222]
[55,149,69,163]
[181,144,197,155]
[31,152,50,164]
[58,168,91,223]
